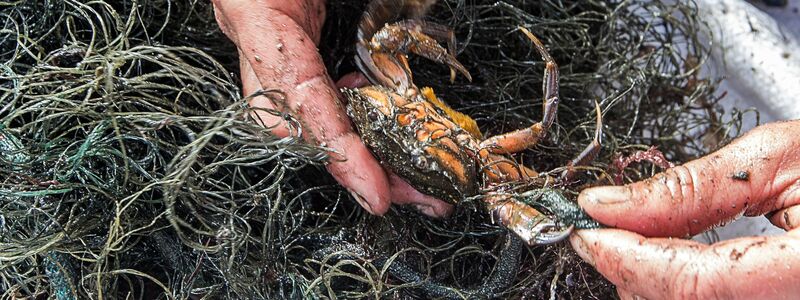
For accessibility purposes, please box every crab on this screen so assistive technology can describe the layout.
[342,0,602,245]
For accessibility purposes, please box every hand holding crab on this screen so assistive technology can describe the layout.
[572,120,800,299]
[211,0,453,217]
[214,0,800,297]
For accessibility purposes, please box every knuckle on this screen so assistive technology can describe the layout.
[663,165,698,203]
[643,164,703,215]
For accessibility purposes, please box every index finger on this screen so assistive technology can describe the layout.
[215,0,394,214]
[579,121,800,237]
[570,228,800,299]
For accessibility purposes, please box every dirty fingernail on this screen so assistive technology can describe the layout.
[414,204,437,218]
[436,204,454,218]
[569,231,596,266]
[580,186,631,206]
[350,191,374,215]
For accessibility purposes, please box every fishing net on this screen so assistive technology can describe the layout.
[0,0,752,299]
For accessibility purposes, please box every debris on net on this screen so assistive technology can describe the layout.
[0,0,751,299]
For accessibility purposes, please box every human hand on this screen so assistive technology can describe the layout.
[211,0,452,217]
[570,120,800,299]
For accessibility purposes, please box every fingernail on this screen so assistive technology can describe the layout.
[350,191,374,215]
[570,231,596,266]
[437,204,454,218]
[580,186,631,206]
[414,204,437,217]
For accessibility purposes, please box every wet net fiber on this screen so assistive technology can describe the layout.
[0,0,752,299]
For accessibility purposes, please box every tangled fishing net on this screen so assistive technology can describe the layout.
[0,0,753,298]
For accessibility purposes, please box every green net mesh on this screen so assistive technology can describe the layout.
[0,0,754,298]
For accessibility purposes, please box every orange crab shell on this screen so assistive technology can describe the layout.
[343,85,480,203]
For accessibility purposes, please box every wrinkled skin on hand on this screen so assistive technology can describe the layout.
[572,120,800,299]
[211,0,453,217]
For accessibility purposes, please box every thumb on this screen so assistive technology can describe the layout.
[578,120,800,237]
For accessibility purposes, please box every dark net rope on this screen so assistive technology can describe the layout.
[0,0,750,298]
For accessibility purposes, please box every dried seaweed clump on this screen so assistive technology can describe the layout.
[0,0,749,299]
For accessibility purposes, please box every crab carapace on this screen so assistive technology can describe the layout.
[343,0,603,245]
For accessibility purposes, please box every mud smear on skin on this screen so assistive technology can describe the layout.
[0,0,751,298]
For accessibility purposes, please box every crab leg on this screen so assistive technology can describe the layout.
[392,20,457,57]
[361,20,472,88]
[487,195,573,245]
[479,27,559,154]
[356,0,455,94]
[394,20,461,82]
[561,101,604,180]
[356,45,417,95]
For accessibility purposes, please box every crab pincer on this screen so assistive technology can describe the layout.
[346,0,601,246]
[488,196,575,245]
[356,1,471,95]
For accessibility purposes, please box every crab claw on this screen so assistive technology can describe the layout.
[356,20,473,94]
[530,223,575,245]
[488,198,572,245]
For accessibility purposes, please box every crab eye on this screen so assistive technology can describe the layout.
[412,155,429,170]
